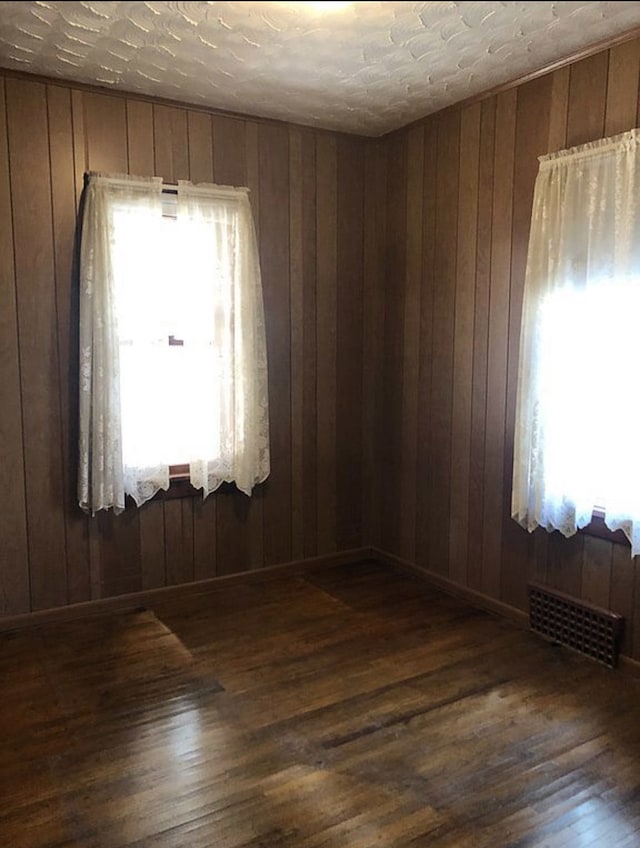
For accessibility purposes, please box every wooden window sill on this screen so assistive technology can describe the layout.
[149,469,239,502]
[161,475,197,500]
[580,510,630,547]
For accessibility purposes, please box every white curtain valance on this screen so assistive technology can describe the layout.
[78,172,269,515]
[512,128,640,556]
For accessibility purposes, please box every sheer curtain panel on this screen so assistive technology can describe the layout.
[78,173,164,514]
[177,181,270,498]
[512,128,640,556]
[78,173,269,515]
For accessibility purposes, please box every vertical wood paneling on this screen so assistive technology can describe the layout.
[301,130,318,558]
[610,545,636,657]
[47,84,90,605]
[547,67,570,153]
[245,122,261,224]
[260,123,292,566]
[193,496,216,582]
[466,98,495,591]
[98,508,141,597]
[502,75,553,610]
[139,500,166,590]
[399,126,424,563]
[0,71,369,627]
[531,528,549,585]
[414,123,437,571]
[126,100,154,176]
[566,52,609,147]
[83,93,128,173]
[213,116,245,184]
[0,79,29,615]
[336,136,364,551]
[605,39,640,136]
[289,127,305,561]
[5,35,640,662]
[153,105,189,182]
[449,104,480,586]
[429,112,460,576]
[214,494,249,577]
[163,500,193,586]
[188,111,214,183]
[481,89,516,598]
[6,78,67,612]
[546,532,584,599]
[316,133,338,555]
[581,536,612,609]
[71,89,87,201]
[381,132,407,556]
[362,141,386,550]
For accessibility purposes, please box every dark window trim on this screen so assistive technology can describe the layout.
[135,466,239,502]
[159,464,196,500]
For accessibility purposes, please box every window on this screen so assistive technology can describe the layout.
[512,129,640,557]
[78,173,269,515]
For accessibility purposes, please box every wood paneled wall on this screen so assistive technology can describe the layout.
[4,36,640,665]
[380,37,640,662]
[0,73,379,618]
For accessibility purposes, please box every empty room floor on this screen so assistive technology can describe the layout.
[2,560,640,847]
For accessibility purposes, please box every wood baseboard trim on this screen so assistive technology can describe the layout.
[6,543,640,676]
[0,547,371,633]
[616,654,640,679]
[370,546,529,630]
[370,546,640,676]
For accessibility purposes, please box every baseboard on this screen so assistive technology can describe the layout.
[370,546,529,630]
[370,546,640,678]
[7,543,640,677]
[616,654,640,679]
[0,546,371,633]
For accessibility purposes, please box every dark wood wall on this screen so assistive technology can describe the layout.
[4,37,639,663]
[0,72,382,618]
[380,37,640,662]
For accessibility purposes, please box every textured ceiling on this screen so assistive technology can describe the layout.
[1,1,640,136]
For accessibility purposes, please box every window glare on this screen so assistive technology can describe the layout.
[113,204,234,467]
[538,281,640,512]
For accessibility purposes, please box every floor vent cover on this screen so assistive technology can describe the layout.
[528,583,624,668]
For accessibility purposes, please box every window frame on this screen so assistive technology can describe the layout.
[124,187,217,500]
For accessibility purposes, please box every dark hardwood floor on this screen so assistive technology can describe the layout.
[2,560,640,847]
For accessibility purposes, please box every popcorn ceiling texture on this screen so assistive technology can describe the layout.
[1,1,640,136]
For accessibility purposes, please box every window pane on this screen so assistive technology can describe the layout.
[114,208,232,467]
[538,280,640,511]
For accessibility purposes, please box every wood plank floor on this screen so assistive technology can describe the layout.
[2,560,640,847]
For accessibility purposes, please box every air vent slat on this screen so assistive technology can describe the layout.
[528,583,624,668]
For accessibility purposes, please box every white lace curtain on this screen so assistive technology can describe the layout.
[78,172,269,515]
[512,128,640,556]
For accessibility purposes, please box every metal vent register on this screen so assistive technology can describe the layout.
[528,583,624,668]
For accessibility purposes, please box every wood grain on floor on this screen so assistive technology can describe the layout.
[2,560,640,847]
